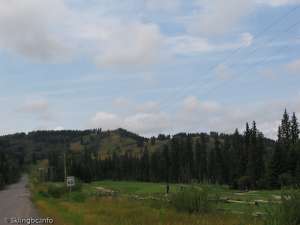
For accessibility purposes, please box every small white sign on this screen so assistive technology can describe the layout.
[66,176,75,187]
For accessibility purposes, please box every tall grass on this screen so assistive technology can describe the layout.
[264,189,300,225]
[170,186,215,214]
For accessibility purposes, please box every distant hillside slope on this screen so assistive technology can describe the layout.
[0,128,275,160]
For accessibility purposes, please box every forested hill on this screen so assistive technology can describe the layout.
[1,110,300,190]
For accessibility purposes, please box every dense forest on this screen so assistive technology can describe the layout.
[0,109,300,190]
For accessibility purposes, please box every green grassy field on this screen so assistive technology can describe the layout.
[30,177,287,225]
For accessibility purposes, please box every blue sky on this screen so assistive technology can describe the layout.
[0,0,300,138]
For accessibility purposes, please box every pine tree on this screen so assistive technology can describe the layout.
[277,126,283,144]
[188,135,194,180]
[163,145,170,183]
[291,112,299,145]
[281,109,291,148]
[230,129,242,184]
[256,132,265,181]
[195,140,202,182]
[195,134,207,182]
[170,137,180,183]
[208,139,217,184]
[214,135,223,184]
[221,137,231,184]
[140,146,150,181]
[247,121,258,187]
[267,143,283,188]
[243,123,251,172]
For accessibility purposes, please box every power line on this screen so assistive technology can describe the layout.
[156,5,300,111]
[157,6,300,111]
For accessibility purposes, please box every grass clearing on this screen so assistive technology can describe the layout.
[31,179,289,225]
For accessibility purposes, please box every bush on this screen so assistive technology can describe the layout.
[264,190,300,225]
[238,176,252,190]
[38,190,50,198]
[47,183,66,198]
[170,186,214,214]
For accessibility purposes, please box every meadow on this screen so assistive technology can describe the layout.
[30,178,287,225]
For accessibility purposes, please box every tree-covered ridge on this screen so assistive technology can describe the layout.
[0,110,299,190]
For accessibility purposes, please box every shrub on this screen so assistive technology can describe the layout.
[38,190,50,198]
[170,186,214,214]
[47,183,66,198]
[238,176,252,190]
[264,190,300,225]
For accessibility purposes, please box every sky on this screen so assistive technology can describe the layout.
[0,0,300,139]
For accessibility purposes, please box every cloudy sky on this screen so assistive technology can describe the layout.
[0,0,300,138]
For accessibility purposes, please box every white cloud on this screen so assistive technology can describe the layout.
[256,0,300,6]
[124,112,170,134]
[0,0,73,62]
[186,0,253,36]
[89,110,170,136]
[0,0,298,67]
[168,33,253,55]
[0,0,166,67]
[90,112,122,130]
[54,126,64,131]
[93,21,164,67]
[88,96,300,139]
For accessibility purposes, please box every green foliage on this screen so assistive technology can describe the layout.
[1,109,300,190]
[72,178,83,192]
[237,176,252,190]
[278,173,294,187]
[69,192,86,203]
[264,190,300,225]
[47,183,66,198]
[170,186,214,214]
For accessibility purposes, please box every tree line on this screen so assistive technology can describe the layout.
[66,110,300,189]
[0,110,300,190]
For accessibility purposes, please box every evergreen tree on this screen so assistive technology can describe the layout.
[256,132,265,181]
[281,109,291,148]
[185,135,194,181]
[291,112,299,145]
[221,137,231,184]
[170,137,180,183]
[267,143,283,188]
[195,134,207,182]
[246,121,257,187]
[214,135,223,184]
[140,146,150,181]
[163,145,170,183]
[208,147,216,184]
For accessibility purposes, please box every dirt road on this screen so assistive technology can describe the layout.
[0,175,39,224]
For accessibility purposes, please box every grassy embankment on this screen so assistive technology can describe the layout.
[29,173,287,225]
